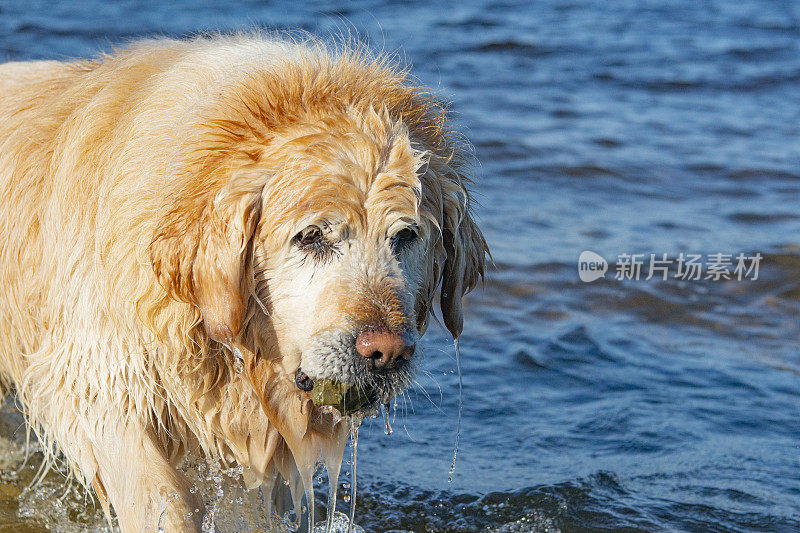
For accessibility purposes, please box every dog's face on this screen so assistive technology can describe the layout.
[253,111,429,404]
[152,69,486,422]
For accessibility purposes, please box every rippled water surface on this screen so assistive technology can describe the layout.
[2,1,800,531]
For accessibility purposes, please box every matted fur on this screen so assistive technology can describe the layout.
[0,33,486,531]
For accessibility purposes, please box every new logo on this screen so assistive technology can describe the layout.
[578,250,608,282]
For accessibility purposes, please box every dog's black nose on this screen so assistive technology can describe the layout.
[356,328,415,370]
[294,369,314,391]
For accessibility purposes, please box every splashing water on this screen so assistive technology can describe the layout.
[3,401,369,533]
[448,338,462,483]
[101,407,366,533]
[196,462,246,533]
[313,511,365,533]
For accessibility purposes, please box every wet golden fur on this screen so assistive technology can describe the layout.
[0,34,486,531]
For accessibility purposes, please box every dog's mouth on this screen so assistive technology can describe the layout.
[297,332,416,415]
[294,368,379,416]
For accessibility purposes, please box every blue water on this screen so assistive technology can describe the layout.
[2,1,800,531]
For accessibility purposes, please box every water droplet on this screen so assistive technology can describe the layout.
[233,347,245,374]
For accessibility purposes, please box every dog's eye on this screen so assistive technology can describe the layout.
[294,225,338,264]
[295,225,323,247]
[391,226,418,253]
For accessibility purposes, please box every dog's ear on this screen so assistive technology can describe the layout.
[151,180,262,344]
[439,175,487,339]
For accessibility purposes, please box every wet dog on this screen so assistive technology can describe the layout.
[0,34,486,531]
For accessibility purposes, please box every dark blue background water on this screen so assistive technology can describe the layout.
[2,1,800,531]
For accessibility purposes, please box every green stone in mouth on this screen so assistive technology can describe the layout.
[311,379,371,415]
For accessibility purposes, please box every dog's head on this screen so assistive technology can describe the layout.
[150,55,486,422]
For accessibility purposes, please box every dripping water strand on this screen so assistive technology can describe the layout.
[306,485,315,533]
[346,423,358,533]
[382,403,393,435]
[323,463,340,533]
[448,338,462,483]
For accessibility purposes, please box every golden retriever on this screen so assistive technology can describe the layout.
[0,33,486,531]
